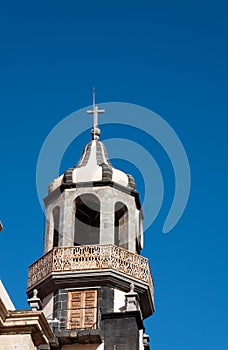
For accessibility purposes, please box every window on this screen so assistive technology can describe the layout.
[67,290,97,330]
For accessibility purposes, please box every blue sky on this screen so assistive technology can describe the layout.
[0,1,227,349]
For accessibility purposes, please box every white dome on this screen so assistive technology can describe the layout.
[48,140,135,193]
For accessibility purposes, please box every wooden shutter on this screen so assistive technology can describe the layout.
[67,290,97,330]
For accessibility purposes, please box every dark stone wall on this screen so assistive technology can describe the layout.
[98,286,114,315]
[102,311,142,350]
[53,289,68,330]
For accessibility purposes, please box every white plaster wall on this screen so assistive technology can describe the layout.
[139,329,144,350]
[42,292,53,319]
[62,343,104,350]
[113,288,126,312]
[0,334,35,350]
[0,280,15,310]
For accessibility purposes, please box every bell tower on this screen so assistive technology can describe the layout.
[27,95,154,350]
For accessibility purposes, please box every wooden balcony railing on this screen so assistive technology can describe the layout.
[27,245,154,296]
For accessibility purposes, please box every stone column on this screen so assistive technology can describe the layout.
[99,189,114,245]
[60,189,75,246]
[128,202,137,253]
[44,208,54,253]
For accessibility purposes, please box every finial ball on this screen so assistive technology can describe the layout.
[33,289,38,298]
[130,283,135,293]
[91,127,101,140]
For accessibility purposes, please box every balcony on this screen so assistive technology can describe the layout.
[27,245,154,300]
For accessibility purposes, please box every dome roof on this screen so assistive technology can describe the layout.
[48,94,136,194]
[48,140,136,193]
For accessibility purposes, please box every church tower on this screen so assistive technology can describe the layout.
[27,95,154,350]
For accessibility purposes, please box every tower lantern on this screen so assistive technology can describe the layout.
[27,97,154,350]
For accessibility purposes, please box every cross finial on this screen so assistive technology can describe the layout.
[87,88,105,140]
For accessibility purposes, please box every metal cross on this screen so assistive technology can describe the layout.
[87,88,105,139]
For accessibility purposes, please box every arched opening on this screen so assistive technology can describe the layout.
[115,202,128,250]
[74,194,100,245]
[53,206,60,247]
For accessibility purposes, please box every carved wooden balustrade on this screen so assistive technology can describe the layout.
[27,245,154,296]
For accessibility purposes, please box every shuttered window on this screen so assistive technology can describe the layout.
[67,290,97,330]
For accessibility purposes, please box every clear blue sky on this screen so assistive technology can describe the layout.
[0,1,227,349]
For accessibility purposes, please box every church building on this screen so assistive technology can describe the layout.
[1,96,154,349]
